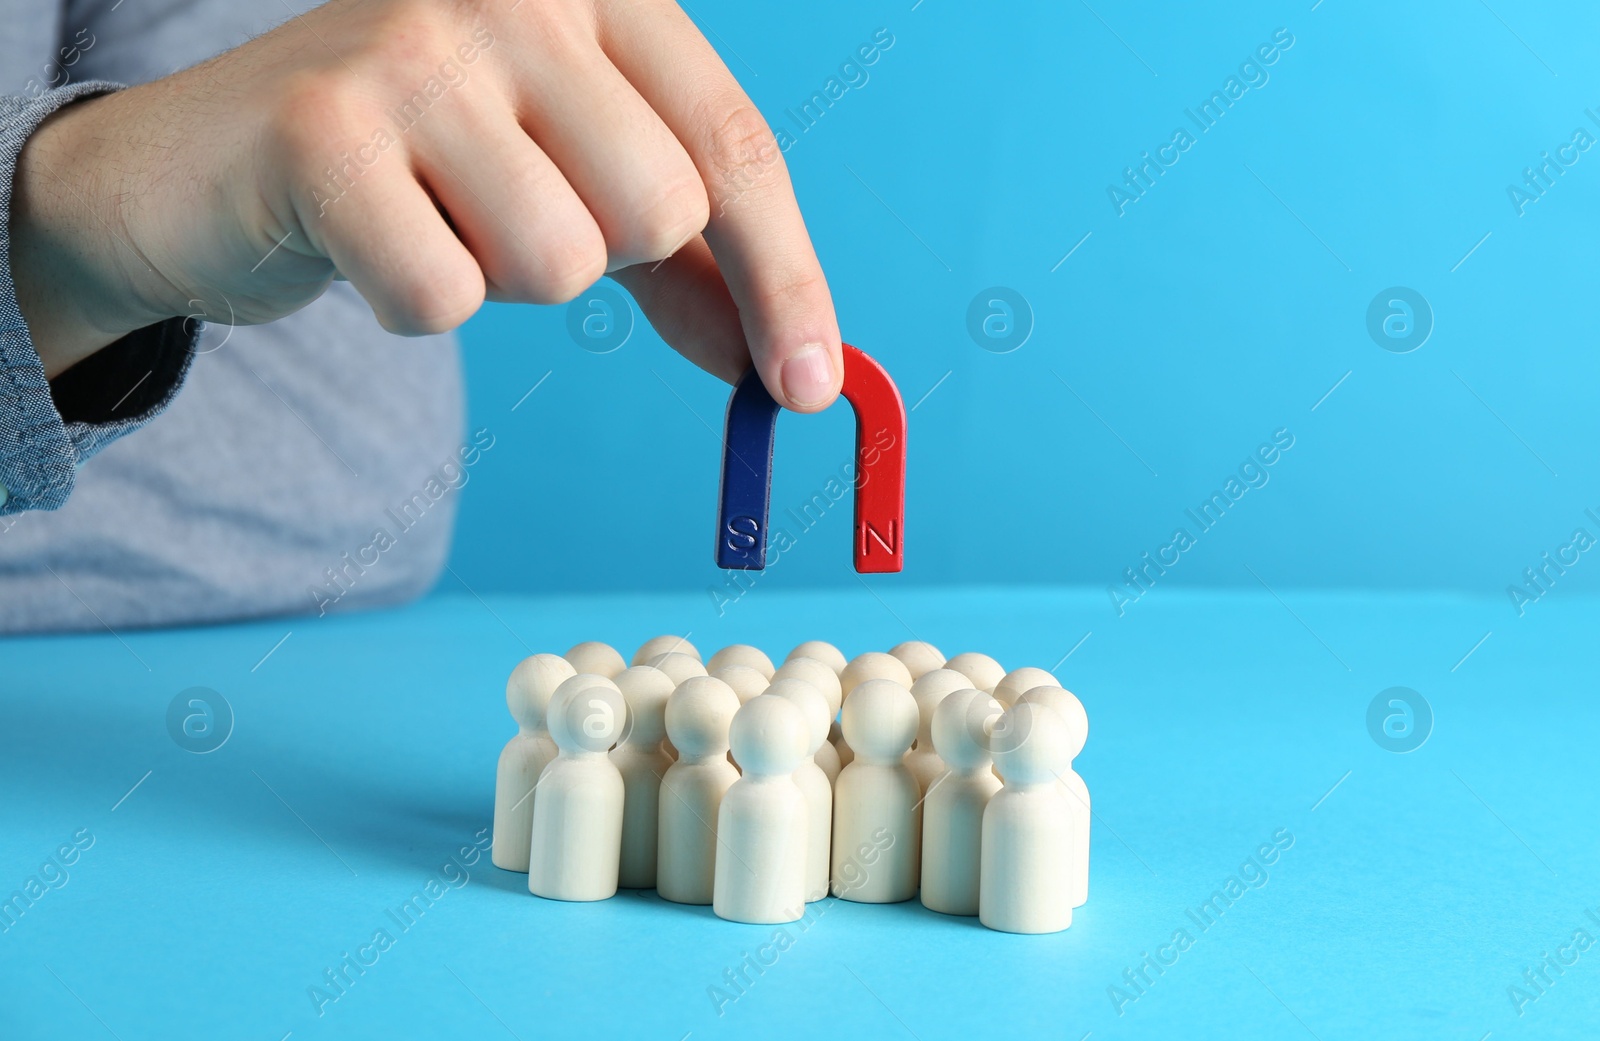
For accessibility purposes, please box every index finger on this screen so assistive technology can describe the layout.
[596,0,843,413]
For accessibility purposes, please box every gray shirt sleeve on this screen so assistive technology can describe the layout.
[0,80,197,515]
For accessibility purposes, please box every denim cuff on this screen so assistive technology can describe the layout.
[1,80,197,514]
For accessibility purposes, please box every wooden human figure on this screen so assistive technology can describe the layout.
[711,664,769,704]
[707,644,776,678]
[633,634,700,666]
[905,668,973,795]
[492,653,576,871]
[713,665,768,770]
[889,640,945,682]
[786,640,847,676]
[657,676,742,905]
[921,688,1004,916]
[1017,686,1091,908]
[713,696,810,924]
[647,651,708,687]
[564,640,626,679]
[527,677,628,901]
[610,666,676,889]
[840,651,913,700]
[831,678,920,902]
[649,651,708,766]
[772,657,843,782]
[836,653,910,775]
[712,663,769,770]
[765,679,834,902]
[993,666,1059,708]
[944,652,1005,695]
[980,702,1076,934]
[773,657,841,716]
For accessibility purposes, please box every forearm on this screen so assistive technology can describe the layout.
[0,82,198,514]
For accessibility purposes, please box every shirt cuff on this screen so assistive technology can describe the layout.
[1,80,198,515]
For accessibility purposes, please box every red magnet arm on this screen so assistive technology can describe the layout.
[840,346,906,573]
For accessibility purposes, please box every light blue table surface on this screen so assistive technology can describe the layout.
[3,584,1596,1040]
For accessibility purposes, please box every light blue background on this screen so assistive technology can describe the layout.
[451,0,1600,610]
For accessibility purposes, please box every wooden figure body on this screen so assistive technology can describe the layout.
[493,653,576,871]
[528,678,627,901]
[775,656,845,779]
[713,696,810,924]
[765,679,834,902]
[1017,686,1091,908]
[905,668,973,795]
[980,702,1076,934]
[610,666,675,888]
[657,676,741,905]
[920,688,1003,915]
[831,678,920,902]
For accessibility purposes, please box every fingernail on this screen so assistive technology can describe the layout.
[780,344,835,408]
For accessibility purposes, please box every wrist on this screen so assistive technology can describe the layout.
[11,92,179,378]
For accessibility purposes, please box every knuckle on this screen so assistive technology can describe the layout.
[519,5,595,63]
[270,70,376,164]
[762,267,828,310]
[619,176,709,262]
[701,101,784,203]
[388,273,483,335]
[493,197,606,305]
[528,240,606,304]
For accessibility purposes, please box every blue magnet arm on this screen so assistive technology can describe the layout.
[715,368,781,569]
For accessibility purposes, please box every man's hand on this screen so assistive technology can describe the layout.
[11,0,843,412]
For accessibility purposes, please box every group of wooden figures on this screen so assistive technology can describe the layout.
[491,637,1090,934]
